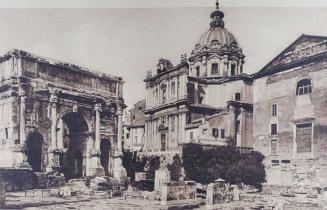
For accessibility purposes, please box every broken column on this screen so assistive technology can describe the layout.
[89,103,105,176]
[113,103,127,181]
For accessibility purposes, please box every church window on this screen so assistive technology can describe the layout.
[196,66,200,77]
[235,93,241,101]
[270,139,278,155]
[211,63,219,75]
[221,129,225,138]
[296,79,312,95]
[212,128,219,138]
[236,120,241,133]
[231,64,236,76]
[296,123,312,153]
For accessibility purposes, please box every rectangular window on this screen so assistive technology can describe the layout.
[296,123,312,153]
[221,129,225,138]
[211,63,219,75]
[202,128,207,135]
[235,93,241,101]
[231,64,236,76]
[196,66,200,77]
[126,133,129,139]
[271,123,277,135]
[272,104,277,116]
[270,139,278,155]
[212,128,219,138]
[5,128,8,139]
[190,132,193,140]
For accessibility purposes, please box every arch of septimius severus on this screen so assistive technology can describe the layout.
[0,49,126,180]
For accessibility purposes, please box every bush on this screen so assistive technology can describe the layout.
[167,155,183,181]
[122,151,160,182]
[182,144,266,190]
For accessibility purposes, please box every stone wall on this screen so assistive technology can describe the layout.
[206,181,238,209]
[160,181,197,206]
[0,168,34,191]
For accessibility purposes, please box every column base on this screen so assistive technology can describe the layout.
[46,148,62,174]
[13,144,31,169]
[113,152,127,182]
[89,150,105,177]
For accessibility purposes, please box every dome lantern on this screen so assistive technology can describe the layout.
[210,0,225,29]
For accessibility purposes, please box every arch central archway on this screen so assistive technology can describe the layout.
[26,131,44,172]
[58,112,89,179]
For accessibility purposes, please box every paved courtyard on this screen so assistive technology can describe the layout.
[4,191,164,210]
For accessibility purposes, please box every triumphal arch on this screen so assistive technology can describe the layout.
[0,49,126,179]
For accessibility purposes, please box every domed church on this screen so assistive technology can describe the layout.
[140,0,327,188]
[143,0,254,155]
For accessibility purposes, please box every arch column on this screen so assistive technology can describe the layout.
[89,103,105,176]
[14,87,31,169]
[46,92,62,173]
[113,103,127,181]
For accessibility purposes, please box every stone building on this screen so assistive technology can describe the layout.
[0,49,126,180]
[142,1,253,155]
[253,34,327,187]
[138,1,327,188]
[124,100,145,152]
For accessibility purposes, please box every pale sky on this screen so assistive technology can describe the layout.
[0,0,326,108]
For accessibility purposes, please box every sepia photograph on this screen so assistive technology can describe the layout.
[1,0,327,209]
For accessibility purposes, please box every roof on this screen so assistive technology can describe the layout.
[256,34,327,77]
[0,49,123,82]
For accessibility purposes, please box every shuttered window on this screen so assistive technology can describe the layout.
[270,139,277,155]
[296,123,312,153]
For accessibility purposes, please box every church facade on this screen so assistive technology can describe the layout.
[142,2,253,156]
[139,2,327,187]
[0,49,126,180]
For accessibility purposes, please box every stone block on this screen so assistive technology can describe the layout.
[155,168,170,191]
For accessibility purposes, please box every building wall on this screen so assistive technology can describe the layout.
[205,80,252,108]
[253,59,327,186]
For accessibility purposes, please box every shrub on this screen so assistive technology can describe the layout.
[122,151,160,182]
[182,144,266,190]
[167,155,183,181]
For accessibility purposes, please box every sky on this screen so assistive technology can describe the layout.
[0,0,327,108]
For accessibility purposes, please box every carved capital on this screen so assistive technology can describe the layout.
[73,105,79,112]
[49,93,58,104]
[18,87,26,97]
[94,103,102,113]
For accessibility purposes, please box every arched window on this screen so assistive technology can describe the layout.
[296,79,312,95]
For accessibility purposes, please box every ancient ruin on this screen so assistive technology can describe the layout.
[0,49,126,181]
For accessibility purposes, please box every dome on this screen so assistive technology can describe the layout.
[194,28,239,52]
[191,0,242,55]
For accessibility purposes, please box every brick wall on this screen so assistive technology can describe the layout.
[254,60,327,186]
